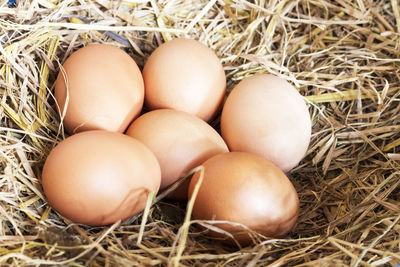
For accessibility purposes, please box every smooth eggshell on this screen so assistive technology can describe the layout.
[126,109,228,200]
[143,38,226,121]
[55,44,144,134]
[221,74,311,172]
[188,152,299,246]
[42,130,161,226]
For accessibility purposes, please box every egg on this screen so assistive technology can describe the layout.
[125,109,228,200]
[221,74,311,172]
[41,130,161,226]
[188,152,299,245]
[142,38,226,121]
[55,44,144,134]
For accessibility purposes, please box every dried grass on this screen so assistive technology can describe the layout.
[1,0,400,266]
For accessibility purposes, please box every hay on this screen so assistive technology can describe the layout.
[1,0,400,266]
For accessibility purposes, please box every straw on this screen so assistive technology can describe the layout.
[1,0,399,265]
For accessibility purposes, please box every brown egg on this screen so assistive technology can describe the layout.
[188,152,299,245]
[142,38,226,121]
[221,74,311,172]
[126,109,228,200]
[41,130,161,226]
[55,44,144,134]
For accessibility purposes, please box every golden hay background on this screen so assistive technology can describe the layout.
[1,0,400,266]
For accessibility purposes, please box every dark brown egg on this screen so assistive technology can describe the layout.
[188,152,299,245]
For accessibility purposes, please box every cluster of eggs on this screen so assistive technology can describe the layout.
[42,38,311,245]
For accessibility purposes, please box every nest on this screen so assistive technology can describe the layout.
[1,0,400,266]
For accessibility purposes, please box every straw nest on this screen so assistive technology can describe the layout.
[1,0,400,266]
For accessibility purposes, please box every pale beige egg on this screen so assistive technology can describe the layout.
[221,74,311,172]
